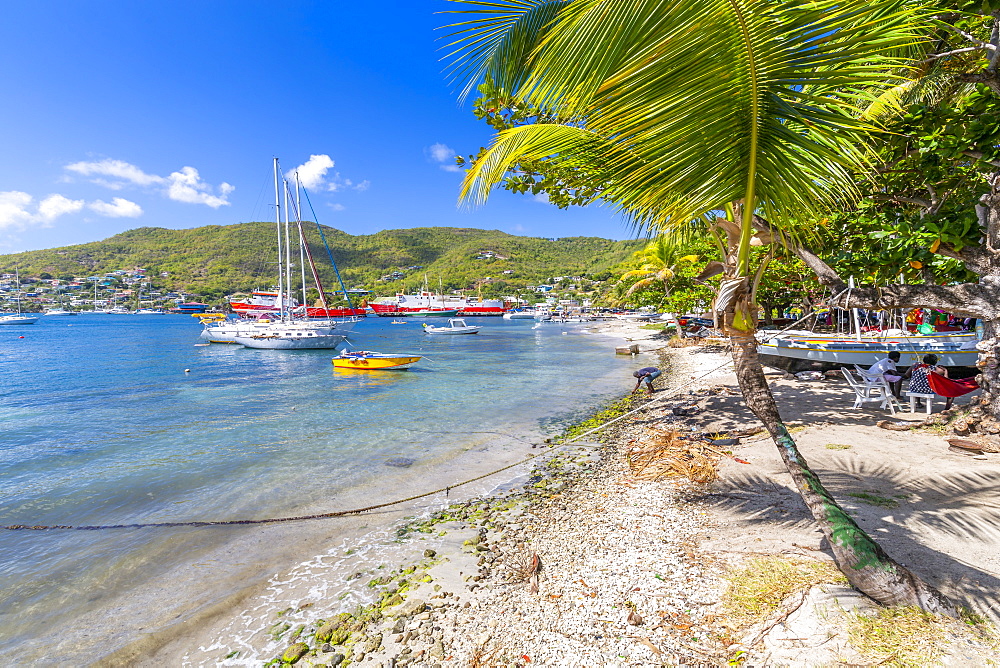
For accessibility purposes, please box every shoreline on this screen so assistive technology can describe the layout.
[156,322,1000,667]
[76,325,644,666]
[116,323,1000,664]
[141,323,724,665]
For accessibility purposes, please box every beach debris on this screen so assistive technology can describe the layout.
[793,371,825,381]
[501,550,542,592]
[947,438,984,455]
[384,457,416,468]
[671,403,701,417]
[627,427,725,483]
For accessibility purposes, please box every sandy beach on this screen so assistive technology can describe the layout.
[132,321,999,666]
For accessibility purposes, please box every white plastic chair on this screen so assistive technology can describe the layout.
[842,368,900,414]
[904,391,935,415]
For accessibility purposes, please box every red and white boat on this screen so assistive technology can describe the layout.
[230,291,366,318]
[369,292,509,317]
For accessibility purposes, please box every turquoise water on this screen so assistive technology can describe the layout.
[0,314,634,659]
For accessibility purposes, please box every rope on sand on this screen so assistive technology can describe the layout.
[3,360,735,533]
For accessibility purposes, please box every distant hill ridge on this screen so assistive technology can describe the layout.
[0,223,643,299]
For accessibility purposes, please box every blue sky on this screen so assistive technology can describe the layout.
[0,1,632,254]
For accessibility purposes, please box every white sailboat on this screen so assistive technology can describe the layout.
[0,269,39,325]
[203,159,356,349]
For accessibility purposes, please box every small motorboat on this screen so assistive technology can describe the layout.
[422,318,481,335]
[390,319,407,325]
[333,350,422,370]
[502,309,536,320]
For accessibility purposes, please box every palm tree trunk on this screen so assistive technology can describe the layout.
[728,332,956,614]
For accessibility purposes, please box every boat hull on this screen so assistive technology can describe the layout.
[757,335,979,372]
[0,315,38,325]
[332,354,421,370]
[423,327,480,334]
[234,333,347,350]
[200,319,357,344]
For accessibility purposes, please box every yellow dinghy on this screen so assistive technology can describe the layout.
[333,350,422,370]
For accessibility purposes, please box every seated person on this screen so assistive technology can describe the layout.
[868,351,903,397]
[904,353,952,409]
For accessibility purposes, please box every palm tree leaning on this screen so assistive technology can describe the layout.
[444,0,954,613]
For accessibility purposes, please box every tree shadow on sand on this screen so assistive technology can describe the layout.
[699,450,1000,623]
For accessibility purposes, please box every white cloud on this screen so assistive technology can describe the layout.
[0,192,35,230]
[65,159,163,186]
[287,153,370,194]
[166,166,231,208]
[89,197,143,218]
[328,203,346,212]
[429,143,454,162]
[0,191,84,230]
[428,143,463,173]
[290,154,335,190]
[37,194,85,221]
[64,158,233,208]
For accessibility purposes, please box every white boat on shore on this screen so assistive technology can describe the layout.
[757,332,979,371]
[422,318,481,335]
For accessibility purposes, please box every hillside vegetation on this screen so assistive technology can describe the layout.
[0,224,643,300]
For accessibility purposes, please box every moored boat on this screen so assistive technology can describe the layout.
[0,314,38,325]
[502,309,537,319]
[229,291,365,318]
[332,350,421,370]
[1,269,38,324]
[43,307,77,316]
[422,318,481,334]
[370,292,507,317]
[234,330,347,350]
[169,302,210,314]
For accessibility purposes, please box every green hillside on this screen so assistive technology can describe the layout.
[0,224,643,301]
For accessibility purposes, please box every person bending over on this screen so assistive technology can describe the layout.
[632,367,661,395]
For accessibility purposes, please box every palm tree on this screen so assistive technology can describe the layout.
[444,0,954,613]
[616,237,697,306]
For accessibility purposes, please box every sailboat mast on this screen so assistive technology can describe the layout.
[273,158,285,321]
[296,173,308,314]
[283,179,294,321]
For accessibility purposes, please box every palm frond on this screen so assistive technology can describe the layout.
[441,0,567,101]
[447,0,929,260]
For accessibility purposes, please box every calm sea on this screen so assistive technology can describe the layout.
[0,314,636,662]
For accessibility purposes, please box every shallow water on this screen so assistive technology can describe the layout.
[0,314,636,661]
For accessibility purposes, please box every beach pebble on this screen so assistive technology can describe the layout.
[395,598,427,617]
[281,642,309,663]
